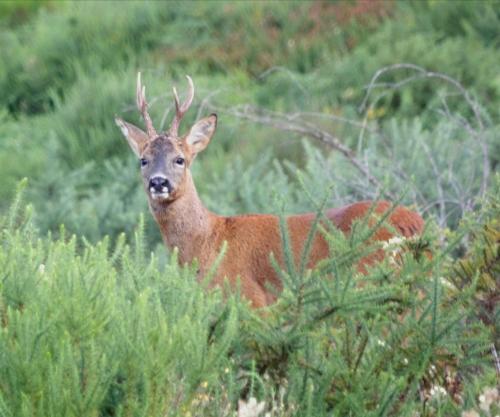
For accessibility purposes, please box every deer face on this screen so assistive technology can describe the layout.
[115,73,216,203]
[115,117,217,202]
[140,134,186,202]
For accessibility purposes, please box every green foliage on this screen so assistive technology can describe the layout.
[0,189,239,417]
[0,0,54,26]
[0,0,498,238]
[0,185,497,416]
[0,1,174,114]
[451,176,500,341]
[0,2,498,415]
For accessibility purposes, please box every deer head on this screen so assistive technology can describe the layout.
[115,73,217,203]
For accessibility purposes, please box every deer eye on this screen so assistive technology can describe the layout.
[140,158,148,167]
[175,157,185,166]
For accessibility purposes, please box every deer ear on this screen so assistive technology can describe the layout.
[184,114,217,155]
[115,117,150,157]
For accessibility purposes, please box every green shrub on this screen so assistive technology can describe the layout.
[0,1,173,114]
[0,188,239,417]
[0,183,497,416]
[0,3,499,413]
[0,0,498,241]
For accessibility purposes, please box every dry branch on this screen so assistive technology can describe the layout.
[220,104,395,200]
[207,64,492,227]
[360,63,490,200]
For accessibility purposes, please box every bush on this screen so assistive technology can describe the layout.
[0,1,173,114]
[0,187,239,416]
[0,3,498,414]
[0,0,498,240]
[0,183,497,416]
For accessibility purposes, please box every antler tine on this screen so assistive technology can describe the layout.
[136,72,157,138]
[169,75,195,137]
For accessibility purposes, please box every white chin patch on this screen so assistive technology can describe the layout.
[151,192,170,201]
[150,188,170,200]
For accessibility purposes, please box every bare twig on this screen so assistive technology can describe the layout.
[196,64,491,229]
[492,343,500,381]
[258,65,309,97]
[222,104,395,200]
[197,88,225,121]
[159,105,173,132]
[360,63,490,200]
[418,137,447,227]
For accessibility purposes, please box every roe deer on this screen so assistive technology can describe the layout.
[115,74,424,308]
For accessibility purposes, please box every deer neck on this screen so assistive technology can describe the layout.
[148,172,216,264]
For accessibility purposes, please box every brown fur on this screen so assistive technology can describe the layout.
[150,173,424,308]
[116,75,425,308]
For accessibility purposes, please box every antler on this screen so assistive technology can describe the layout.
[136,72,157,138]
[169,75,195,137]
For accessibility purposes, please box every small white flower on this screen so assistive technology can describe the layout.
[429,385,448,398]
[382,236,407,266]
[38,264,45,274]
[439,277,455,289]
[479,386,499,412]
[382,236,405,249]
[388,256,399,267]
[390,236,405,245]
[376,339,386,347]
[238,397,265,417]
[429,384,447,399]
[403,358,409,365]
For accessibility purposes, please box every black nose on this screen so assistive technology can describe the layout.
[149,177,171,192]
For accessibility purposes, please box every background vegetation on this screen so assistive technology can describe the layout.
[0,1,498,416]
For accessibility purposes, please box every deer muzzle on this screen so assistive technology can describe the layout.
[149,176,172,200]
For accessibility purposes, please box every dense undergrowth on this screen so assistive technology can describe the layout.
[0,179,498,417]
[0,1,499,416]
